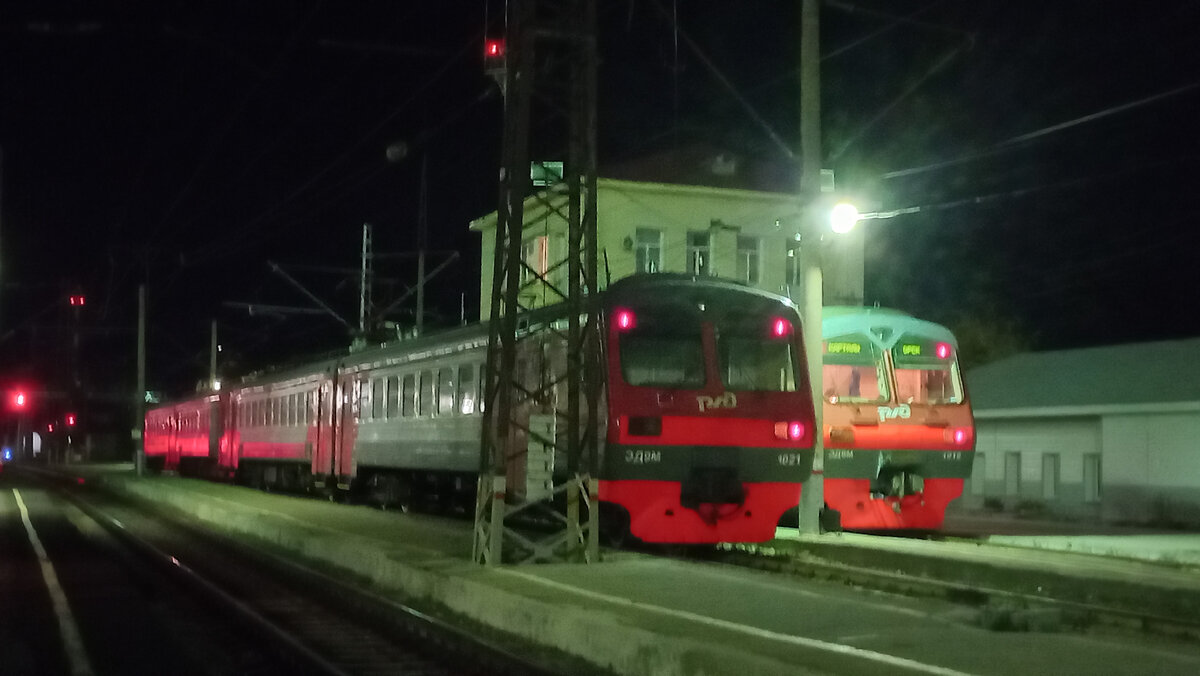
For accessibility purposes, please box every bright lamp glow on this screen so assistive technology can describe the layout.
[830,202,860,234]
[772,318,792,337]
[936,342,952,359]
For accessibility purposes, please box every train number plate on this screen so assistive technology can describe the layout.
[624,449,662,464]
[777,453,806,466]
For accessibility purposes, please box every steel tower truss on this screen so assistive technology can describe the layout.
[473,0,601,565]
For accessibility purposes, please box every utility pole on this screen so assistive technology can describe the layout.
[359,224,373,337]
[416,156,428,336]
[798,0,827,534]
[136,284,146,476]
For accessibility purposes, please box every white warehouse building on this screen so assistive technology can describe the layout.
[963,338,1200,527]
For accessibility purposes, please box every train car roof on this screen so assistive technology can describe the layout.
[604,273,799,310]
[821,306,956,349]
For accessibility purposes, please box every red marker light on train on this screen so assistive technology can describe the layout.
[952,428,970,445]
[774,421,806,441]
[936,342,951,359]
[771,318,792,337]
[614,309,636,331]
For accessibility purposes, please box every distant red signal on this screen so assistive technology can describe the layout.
[14,392,26,408]
[66,413,77,426]
[69,295,86,306]
[484,39,505,60]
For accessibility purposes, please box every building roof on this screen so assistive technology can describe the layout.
[965,337,1200,416]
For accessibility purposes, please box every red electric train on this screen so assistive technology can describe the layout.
[144,275,817,544]
[819,307,975,530]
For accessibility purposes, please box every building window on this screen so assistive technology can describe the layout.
[1083,453,1102,503]
[736,235,759,283]
[786,241,803,288]
[1004,451,1022,496]
[520,235,549,285]
[1041,453,1060,500]
[686,231,711,275]
[635,228,662,273]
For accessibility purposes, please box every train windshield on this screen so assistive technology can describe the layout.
[822,337,888,403]
[716,319,798,392]
[619,312,706,389]
[892,337,964,404]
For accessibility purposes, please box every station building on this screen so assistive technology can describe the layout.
[964,338,1200,527]
[469,151,865,314]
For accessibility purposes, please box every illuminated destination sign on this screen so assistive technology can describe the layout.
[825,341,863,354]
[895,339,953,360]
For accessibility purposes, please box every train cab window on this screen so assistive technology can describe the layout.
[458,365,476,414]
[419,370,434,416]
[372,378,386,420]
[619,312,705,389]
[402,375,416,417]
[892,338,964,405]
[717,319,798,392]
[437,368,454,415]
[386,376,399,419]
[822,337,888,403]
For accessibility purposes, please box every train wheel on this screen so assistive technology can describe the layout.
[599,505,634,549]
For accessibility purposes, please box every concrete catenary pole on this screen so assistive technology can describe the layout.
[798,0,826,534]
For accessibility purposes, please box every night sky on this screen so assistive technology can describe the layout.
[3,1,1199,404]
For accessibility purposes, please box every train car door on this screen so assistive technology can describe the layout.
[166,410,180,471]
[208,397,222,464]
[219,396,237,472]
[334,373,359,489]
[313,375,337,484]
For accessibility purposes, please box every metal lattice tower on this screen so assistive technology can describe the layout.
[473,0,601,565]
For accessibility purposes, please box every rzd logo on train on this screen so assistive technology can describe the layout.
[697,392,737,412]
[876,403,911,422]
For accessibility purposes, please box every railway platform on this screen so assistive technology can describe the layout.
[31,463,1200,676]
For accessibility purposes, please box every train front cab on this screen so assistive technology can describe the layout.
[821,317,975,530]
[598,278,816,544]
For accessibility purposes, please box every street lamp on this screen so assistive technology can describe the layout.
[829,202,861,234]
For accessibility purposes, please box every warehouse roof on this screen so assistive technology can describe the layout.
[965,337,1200,415]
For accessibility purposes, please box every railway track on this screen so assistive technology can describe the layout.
[702,538,1200,643]
[59,485,574,676]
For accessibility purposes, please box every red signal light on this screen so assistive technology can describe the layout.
[47,424,54,433]
[69,295,86,306]
[774,421,806,441]
[949,427,971,445]
[484,39,505,60]
[66,413,77,426]
[14,392,26,408]
[614,309,636,331]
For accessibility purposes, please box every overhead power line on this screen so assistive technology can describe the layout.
[884,79,1200,180]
